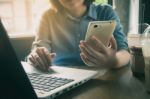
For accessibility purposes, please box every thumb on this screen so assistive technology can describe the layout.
[50,53,56,59]
[47,53,56,66]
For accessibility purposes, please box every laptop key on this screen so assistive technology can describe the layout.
[27,73,74,92]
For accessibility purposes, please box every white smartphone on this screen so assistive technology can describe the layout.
[85,20,116,46]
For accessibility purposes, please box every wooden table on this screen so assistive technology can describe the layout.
[22,62,150,99]
[55,66,150,99]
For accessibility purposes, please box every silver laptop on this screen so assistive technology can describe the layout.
[0,19,98,99]
[22,62,98,99]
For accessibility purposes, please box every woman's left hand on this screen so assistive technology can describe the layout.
[79,36,118,69]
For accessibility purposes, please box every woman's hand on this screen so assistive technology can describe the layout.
[79,36,118,69]
[27,47,56,72]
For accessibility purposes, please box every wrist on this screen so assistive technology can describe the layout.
[105,51,118,69]
[111,53,119,69]
[113,50,130,69]
[113,53,119,68]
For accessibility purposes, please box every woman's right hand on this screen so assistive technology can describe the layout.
[27,47,56,72]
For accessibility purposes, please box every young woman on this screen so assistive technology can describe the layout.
[28,0,130,72]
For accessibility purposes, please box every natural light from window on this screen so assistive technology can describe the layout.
[0,0,107,37]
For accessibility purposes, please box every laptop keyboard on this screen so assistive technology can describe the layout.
[27,73,74,92]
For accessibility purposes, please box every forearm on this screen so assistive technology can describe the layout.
[32,10,52,52]
[115,50,131,68]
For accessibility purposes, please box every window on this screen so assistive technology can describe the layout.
[0,0,50,36]
[129,0,140,34]
[0,0,108,37]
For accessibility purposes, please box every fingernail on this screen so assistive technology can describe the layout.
[91,35,96,39]
[81,53,87,58]
[80,40,83,43]
[52,53,56,56]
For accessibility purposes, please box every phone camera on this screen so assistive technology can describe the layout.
[94,25,98,28]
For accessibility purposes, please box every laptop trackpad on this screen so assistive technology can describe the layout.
[21,62,56,74]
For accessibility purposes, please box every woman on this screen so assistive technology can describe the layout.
[28,0,130,72]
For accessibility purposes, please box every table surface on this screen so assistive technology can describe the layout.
[55,66,150,99]
[22,62,150,99]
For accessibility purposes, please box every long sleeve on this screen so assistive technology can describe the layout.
[32,10,52,52]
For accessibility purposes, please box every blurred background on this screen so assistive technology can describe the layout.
[0,0,150,76]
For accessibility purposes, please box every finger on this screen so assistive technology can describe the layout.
[47,53,56,66]
[80,53,96,67]
[43,48,53,65]
[34,55,47,71]
[50,53,56,59]
[32,53,47,71]
[80,41,106,64]
[30,54,40,67]
[85,55,100,66]
[46,53,56,67]
[80,47,105,66]
[80,40,96,56]
[79,44,88,58]
[41,48,51,68]
[30,54,41,68]
[79,45,84,53]
[80,41,104,59]
[28,55,37,66]
[90,36,107,54]
[35,48,49,69]
[79,44,99,60]
[36,48,49,68]
[80,52,106,68]
[109,36,117,50]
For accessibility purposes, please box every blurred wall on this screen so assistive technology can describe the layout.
[115,0,130,35]
[143,0,150,24]
[10,36,34,61]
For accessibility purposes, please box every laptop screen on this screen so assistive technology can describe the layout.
[0,20,37,99]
